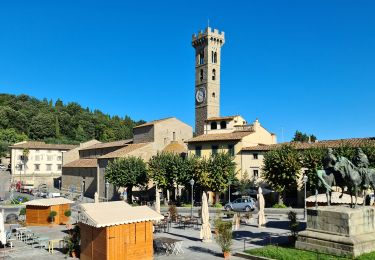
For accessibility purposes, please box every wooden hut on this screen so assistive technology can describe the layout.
[24,198,74,226]
[79,201,163,260]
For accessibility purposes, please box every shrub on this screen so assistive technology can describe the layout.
[19,208,26,215]
[168,204,178,221]
[215,221,233,253]
[64,210,71,217]
[49,211,57,223]
[272,203,287,208]
[11,196,29,205]
[288,211,299,241]
[214,203,223,208]
[64,225,80,257]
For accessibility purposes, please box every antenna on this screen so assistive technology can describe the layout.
[207,18,210,28]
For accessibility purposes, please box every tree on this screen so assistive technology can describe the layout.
[292,130,317,143]
[105,157,148,203]
[29,113,55,139]
[0,128,28,157]
[301,147,326,191]
[262,145,302,204]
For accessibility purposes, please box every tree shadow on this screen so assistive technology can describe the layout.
[187,246,222,257]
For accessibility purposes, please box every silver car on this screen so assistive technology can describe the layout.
[224,197,256,212]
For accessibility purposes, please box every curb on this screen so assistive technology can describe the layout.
[234,252,274,260]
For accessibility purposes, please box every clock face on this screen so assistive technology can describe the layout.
[196,88,206,103]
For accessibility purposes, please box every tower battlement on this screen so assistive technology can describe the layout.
[192,27,225,46]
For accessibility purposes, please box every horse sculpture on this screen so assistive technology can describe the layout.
[316,156,366,208]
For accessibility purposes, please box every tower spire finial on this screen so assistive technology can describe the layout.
[207,18,209,28]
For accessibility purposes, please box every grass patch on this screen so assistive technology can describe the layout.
[245,245,375,260]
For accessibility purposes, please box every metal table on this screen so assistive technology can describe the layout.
[154,237,183,255]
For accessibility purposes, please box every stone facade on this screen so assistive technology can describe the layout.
[296,206,375,257]
[63,140,101,165]
[193,27,225,135]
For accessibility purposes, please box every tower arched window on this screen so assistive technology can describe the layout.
[211,122,217,130]
[212,69,216,80]
[214,52,217,63]
[199,51,204,65]
[220,121,227,129]
[200,69,203,82]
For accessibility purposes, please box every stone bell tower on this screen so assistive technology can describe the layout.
[192,27,225,135]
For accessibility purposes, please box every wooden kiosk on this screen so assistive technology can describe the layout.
[24,198,74,226]
[79,201,163,260]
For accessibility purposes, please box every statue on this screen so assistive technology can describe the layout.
[257,187,266,228]
[316,148,374,208]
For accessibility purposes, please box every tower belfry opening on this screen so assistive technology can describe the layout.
[192,27,225,135]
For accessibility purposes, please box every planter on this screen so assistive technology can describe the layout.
[223,251,231,259]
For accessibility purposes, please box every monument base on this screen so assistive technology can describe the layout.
[295,206,375,257]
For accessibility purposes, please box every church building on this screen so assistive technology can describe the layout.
[187,27,277,181]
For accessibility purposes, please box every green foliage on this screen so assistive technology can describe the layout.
[214,203,223,208]
[64,210,72,217]
[0,93,144,144]
[0,128,28,157]
[262,145,302,203]
[105,156,148,203]
[292,130,317,143]
[11,196,28,204]
[245,245,346,260]
[215,220,233,253]
[19,208,26,215]
[301,147,326,190]
[288,210,299,239]
[272,203,287,208]
[236,171,256,196]
[64,225,80,255]
[208,152,236,192]
[168,204,178,220]
[49,210,57,222]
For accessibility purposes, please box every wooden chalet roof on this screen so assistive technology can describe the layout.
[10,141,76,150]
[79,201,163,228]
[187,131,253,143]
[24,198,74,207]
[63,159,97,168]
[242,137,375,151]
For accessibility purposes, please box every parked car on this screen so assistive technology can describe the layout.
[224,197,256,212]
[0,164,7,170]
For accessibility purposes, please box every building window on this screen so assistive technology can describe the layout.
[253,153,258,160]
[34,164,40,171]
[200,69,204,82]
[253,169,259,179]
[195,146,202,157]
[220,121,227,129]
[214,52,217,63]
[211,122,217,130]
[57,164,62,170]
[212,92,215,98]
[35,155,40,161]
[199,51,204,64]
[47,155,53,161]
[212,145,218,155]
[57,156,62,161]
[228,144,234,156]
[46,164,52,171]
[173,132,176,141]
[212,69,216,80]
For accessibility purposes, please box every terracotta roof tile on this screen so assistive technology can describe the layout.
[242,137,375,151]
[99,143,150,159]
[79,139,132,151]
[133,117,174,128]
[10,141,76,150]
[205,115,239,122]
[187,131,253,143]
[63,159,97,168]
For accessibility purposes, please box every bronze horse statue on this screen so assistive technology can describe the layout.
[317,156,365,208]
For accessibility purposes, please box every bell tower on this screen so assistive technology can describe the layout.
[192,27,225,135]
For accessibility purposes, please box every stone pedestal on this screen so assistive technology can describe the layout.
[296,206,375,257]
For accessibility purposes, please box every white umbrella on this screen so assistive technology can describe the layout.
[94,192,99,203]
[155,186,160,214]
[0,212,6,245]
[200,192,211,242]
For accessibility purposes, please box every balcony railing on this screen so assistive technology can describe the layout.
[234,124,255,132]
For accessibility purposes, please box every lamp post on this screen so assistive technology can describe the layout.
[228,180,232,203]
[81,178,85,200]
[189,179,195,218]
[58,180,61,191]
[105,180,109,202]
[303,175,308,220]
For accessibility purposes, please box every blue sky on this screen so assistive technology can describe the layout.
[1,1,374,141]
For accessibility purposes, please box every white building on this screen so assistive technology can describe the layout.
[10,141,76,188]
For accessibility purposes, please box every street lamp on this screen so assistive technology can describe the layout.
[105,180,110,202]
[58,180,61,191]
[189,179,195,218]
[228,180,232,203]
[303,174,308,220]
[81,178,85,200]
